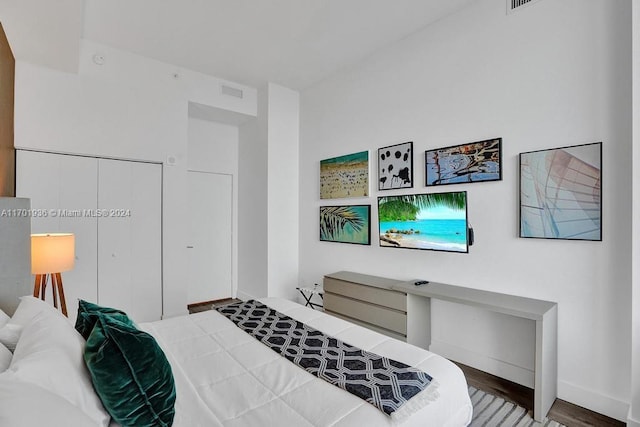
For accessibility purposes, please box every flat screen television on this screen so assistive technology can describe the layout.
[377,191,469,253]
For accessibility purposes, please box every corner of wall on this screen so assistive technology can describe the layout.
[266,82,300,300]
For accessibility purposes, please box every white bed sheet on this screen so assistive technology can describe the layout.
[140,298,472,427]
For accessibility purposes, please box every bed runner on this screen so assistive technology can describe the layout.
[217,300,434,417]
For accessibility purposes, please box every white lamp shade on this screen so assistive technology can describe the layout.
[31,233,75,274]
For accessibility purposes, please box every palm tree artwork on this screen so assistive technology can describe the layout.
[378,191,468,253]
[320,205,371,245]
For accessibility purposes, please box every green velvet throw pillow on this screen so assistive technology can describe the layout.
[84,313,176,427]
[75,299,133,340]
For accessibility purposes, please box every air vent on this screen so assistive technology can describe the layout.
[221,84,244,99]
[507,0,541,14]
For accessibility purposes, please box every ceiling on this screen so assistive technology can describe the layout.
[82,0,479,90]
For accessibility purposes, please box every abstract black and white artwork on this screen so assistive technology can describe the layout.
[378,142,413,190]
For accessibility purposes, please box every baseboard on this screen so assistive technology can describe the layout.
[628,412,640,427]
[161,308,189,319]
[429,340,534,388]
[235,289,256,301]
[558,380,629,423]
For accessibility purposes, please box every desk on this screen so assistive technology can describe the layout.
[391,280,557,422]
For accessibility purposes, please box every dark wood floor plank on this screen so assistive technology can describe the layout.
[188,298,242,313]
[455,362,625,427]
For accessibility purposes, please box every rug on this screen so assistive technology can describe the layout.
[469,386,566,427]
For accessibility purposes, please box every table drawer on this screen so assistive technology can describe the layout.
[324,292,407,335]
[325,310,406,341]
[323,277,407,312]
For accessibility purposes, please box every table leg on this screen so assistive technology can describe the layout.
[534,306,557,421]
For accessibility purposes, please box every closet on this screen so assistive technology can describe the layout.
[16,150,162,322]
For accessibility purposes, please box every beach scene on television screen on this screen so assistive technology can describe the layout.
[426,139,501,186]
[378,192,467,252]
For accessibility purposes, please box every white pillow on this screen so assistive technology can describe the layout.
[3,308,111,426]
[0,308,8,328]
[0,295,66,352]
[0,308,11,351]
[0,324,21,352]
[0,377,101,426]
[10,295,64,327]
[0,344,11,372]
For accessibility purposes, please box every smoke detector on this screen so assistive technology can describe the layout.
[92,54,105,65]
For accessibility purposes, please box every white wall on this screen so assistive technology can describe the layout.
[237,83,301,300]
[14,39,257,318]
[188,118,239,175]
[299,0,631,420]
[237,88,268,300]
[0,0,83,73]
[630,2,640,425]
[267,83,300,299]
[187,117,239,300]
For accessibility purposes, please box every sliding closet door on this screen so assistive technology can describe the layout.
[17,151,162,322]
[97,159,162,322]
[16,150,99,321]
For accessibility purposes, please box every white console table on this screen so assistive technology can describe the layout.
[392,280,557,422]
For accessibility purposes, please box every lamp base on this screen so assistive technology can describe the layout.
[33,273,68,317]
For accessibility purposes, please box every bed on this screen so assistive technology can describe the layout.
[0,295,472,426]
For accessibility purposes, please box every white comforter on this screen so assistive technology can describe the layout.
[141,298,473,427]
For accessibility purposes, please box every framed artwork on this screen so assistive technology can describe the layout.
[377,191,469,253]
[378,141,413,190]
[425,138,502,186]
[520,142,602,241]
[319,205,371,245]
[320,151,369,199]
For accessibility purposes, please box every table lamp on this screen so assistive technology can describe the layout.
[31,233,75,317]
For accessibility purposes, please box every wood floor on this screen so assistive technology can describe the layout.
[456,363,624,427]
[187,298,241,313]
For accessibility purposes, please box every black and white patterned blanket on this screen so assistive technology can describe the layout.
[216,300,433,416]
